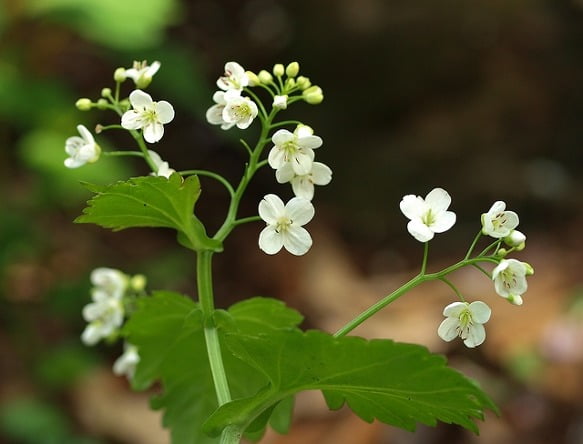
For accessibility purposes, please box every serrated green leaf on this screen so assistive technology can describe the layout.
[204,330,498,437]
[75,174,222,252]
[124,294,301,443]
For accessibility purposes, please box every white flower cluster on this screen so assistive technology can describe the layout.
[81,267,140,379]
[399,188,533,348]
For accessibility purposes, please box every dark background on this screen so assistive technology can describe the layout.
[1,1,582,443]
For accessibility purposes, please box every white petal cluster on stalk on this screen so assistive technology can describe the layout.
[121,90,175,143]
[113,343,140,379]
[221,94,258,129]
[275,161,332,201]
[64,125,101,168]
[437,301,491,348]
[399,188,456,242]
[148,150,175,178]
[124,60,161,88]
[258,194,314,256]
[268,126,323,175]
[217,61,249,92]
[481,201,519,238]
[492,259,532,305]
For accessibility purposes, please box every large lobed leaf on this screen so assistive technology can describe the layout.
[123,293,302,444]
[75,174,221,252]
[205,330,498,436]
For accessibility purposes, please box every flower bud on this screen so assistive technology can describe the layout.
[285,62,299,77]
[496,248,508,258]
[296,76,311,89]
[504,230,526,250]
[302,85,324,104]
[273,95,288,110]
[136,75,153,89]
[506,294,524,306]
[75,98,92,111]
[101,87,112,98]
[258,70,273,84]
[523,262,534,276]
[130,274,147,292]
[95,124,104,134]
[96,98,108,110]
[285,78,296,89]
[246,70,260,86]
[273,63,285,77]
[114,67,127,82]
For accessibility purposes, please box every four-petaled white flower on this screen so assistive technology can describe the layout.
[492,258,531,305]
[121,90,175,143]
[124,60,161,88]
[148,150,175,178]
[64,125,101,168]
[276,161,332,200]
[113,343,140,379]
[206,89,240,130]
[258,194,314,256]
[217,61,249,91]
[481,201,519,238]
[273,94,288,110]
[81,289,125,345]
[438,301,492,348]
[399,188,456,242]
[268,126,323,175]
[222,95,258,129]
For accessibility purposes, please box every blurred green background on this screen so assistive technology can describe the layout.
[1,0,582,443]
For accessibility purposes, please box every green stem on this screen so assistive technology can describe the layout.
[196,251,232,406]
[233,215,262,226]
[103,151,144,157]
[334,256,499,337]
[128,129,157,173]
[180,169,235,197]
[420,242,429,275]
[464,230,483,260]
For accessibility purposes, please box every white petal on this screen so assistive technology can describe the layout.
[407,219,434,242]
[463,324,486,348]
[425,188,451,213]
[275,163,295,183]
[212,91,226,104]
[272,129,294,146]
[148,150,163,168]
[65,136,83,154]
[286,197,314,226]
[268,147,286,169]
[291,150,314,175]
[442,301,467,317]
[64,157,85,168]
[77,124,95,144]
[258,194,285,224]
[147,61,161,77]
[282,226,312,255]
[297,135,323,150]
[400,195,425,220]
[487,201,506,214]
[155,101,175,124]
[259,226,283,254]
[129,89,153,109]
[291,177,314,200]
[121,110,144,129]
[206,104,225,125]
[143,122,164,143]
[468,301,491,323]
[81,324,102,345]
[431,211,456,233]
[437,317,459,342]
[310,162,332,185]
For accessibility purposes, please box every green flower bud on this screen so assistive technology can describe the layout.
[75,98,92,111]
[273,63,285,77]
[130,274,147,292]
[258,70,273,84]
[95,124,104,134]
[302,85,324,104]
[246,70,260,86]
[285,78,296,89]
[296,76,311,90]
[285,62,300,77]
[101,87,112,98]
[496,248,508,258]
[136,75,153,89]
[96,98,108,110]
[523,262,534,276]
[114,67,127,82]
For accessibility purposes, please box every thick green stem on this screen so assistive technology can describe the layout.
[196,251,232,406]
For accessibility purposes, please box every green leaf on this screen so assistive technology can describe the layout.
[204,330,498,437]
[76,174,222,252]
[124,294,302,444]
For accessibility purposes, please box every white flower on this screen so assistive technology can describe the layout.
[217,61,249,91]
[399,188,456,242]
[124,60,161,88]
[206,90,239,130]
[90,267,127,299]
[221,94,258,129]
[268,126,323,175]
[148,150,175,178]
[273,94,288,110]
[121,90,175,143]
[81,290,124,345]
[113,343,140,379]
[437,301,491,348]
[64,125,101,168]
[258,194,314,256]
[481,201,519,238]
[492,259,531,305]
[276,161,332,200]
